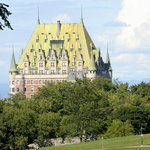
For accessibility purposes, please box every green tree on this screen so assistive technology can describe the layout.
[0,106,36,149]
[104,119,134,138]
[36,112,61,147]
[0,3,13,30]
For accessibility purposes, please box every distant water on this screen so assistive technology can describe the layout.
[0,83,9,99]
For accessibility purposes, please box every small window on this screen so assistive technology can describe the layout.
[31,87,34,92]
[39,80,42,84]
[32,63,35,67]
[12,88,15,92]
[51,70,55,74]
[31,80,33,84]
[40,55,42,60]
[39,70,43,74]
[62,62,66,67]
[39,63,43,67]
[24,87,26,92]
[63,55,66,59]
[51,62,55,67]
[16,80,19,85]
[17,87,19,92]
[24,63,27,67]
[78,62,82,66]
[12,80,15,85]
[62,70,66,74]
[36,39,39,42]
[72,62,75,66]
[25,70,28,74]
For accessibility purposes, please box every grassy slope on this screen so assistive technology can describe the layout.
[38,134,150,150]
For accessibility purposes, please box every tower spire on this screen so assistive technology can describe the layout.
[105,43,112,71]
[9,46,17,72]
[80,5,84,25]
[37,6,40,24]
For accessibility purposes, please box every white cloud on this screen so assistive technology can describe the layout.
[114,0,150,50]
[112,53,150,80]
[52,13,71,23]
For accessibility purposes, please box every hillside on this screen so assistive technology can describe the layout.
[40,134,150,150]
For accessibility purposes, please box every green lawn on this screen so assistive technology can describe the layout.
[38,134,150,150]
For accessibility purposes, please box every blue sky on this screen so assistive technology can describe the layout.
[0,0,150,84]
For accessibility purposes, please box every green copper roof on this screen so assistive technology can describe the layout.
[105,48,112,70]
[9,50,17,72]
[88,52,96,71]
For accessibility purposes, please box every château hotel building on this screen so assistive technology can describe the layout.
[9,16,112,98]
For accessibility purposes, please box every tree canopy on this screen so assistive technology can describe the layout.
[1,78,150,149]
[0,3,13,30]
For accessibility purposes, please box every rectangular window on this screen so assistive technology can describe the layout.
[16,80,19,84]
[31,87,34,92]
[72,62,75,66]
[12,88,15,92]
[63,55,66,59]
[24,63,27,67]
[12,80,15,85]
[39,70,43,74]
[17,87,19,92]
[39,80,42,84]
[31,80,33,84]
[39,63,43,67]
[51,62,55,67]
[51,70,55,74]
[24,87,26,92]
[62,70,66,74]
[62,62,66,67]
[78,62,82,66]
[25,70,28,74]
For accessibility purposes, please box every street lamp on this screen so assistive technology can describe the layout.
[140,127,145,146]
[102,137,104,149]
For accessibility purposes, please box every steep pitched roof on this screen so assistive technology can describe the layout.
[17,20,98,70]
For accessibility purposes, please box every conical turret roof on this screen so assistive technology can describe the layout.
[88,51,96,71]
[9,49,17,72]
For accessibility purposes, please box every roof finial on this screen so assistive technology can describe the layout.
[37,6,40,24]
[80,5,84,25]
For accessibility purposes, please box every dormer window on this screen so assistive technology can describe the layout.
[39,63,43,67]
[51,55,54,59]
[63,55,66,59]
[72,62,75,66]
[62,62,66,67]
[24,63,27,67]
[78,62,82,66]
[51,62,55,67]
[40,55,42,60]
[32,63,35,67]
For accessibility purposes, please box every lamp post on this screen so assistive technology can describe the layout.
[102,137,104,149]
[140,127,145,146]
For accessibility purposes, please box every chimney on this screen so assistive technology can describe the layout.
[57,20,61,35]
